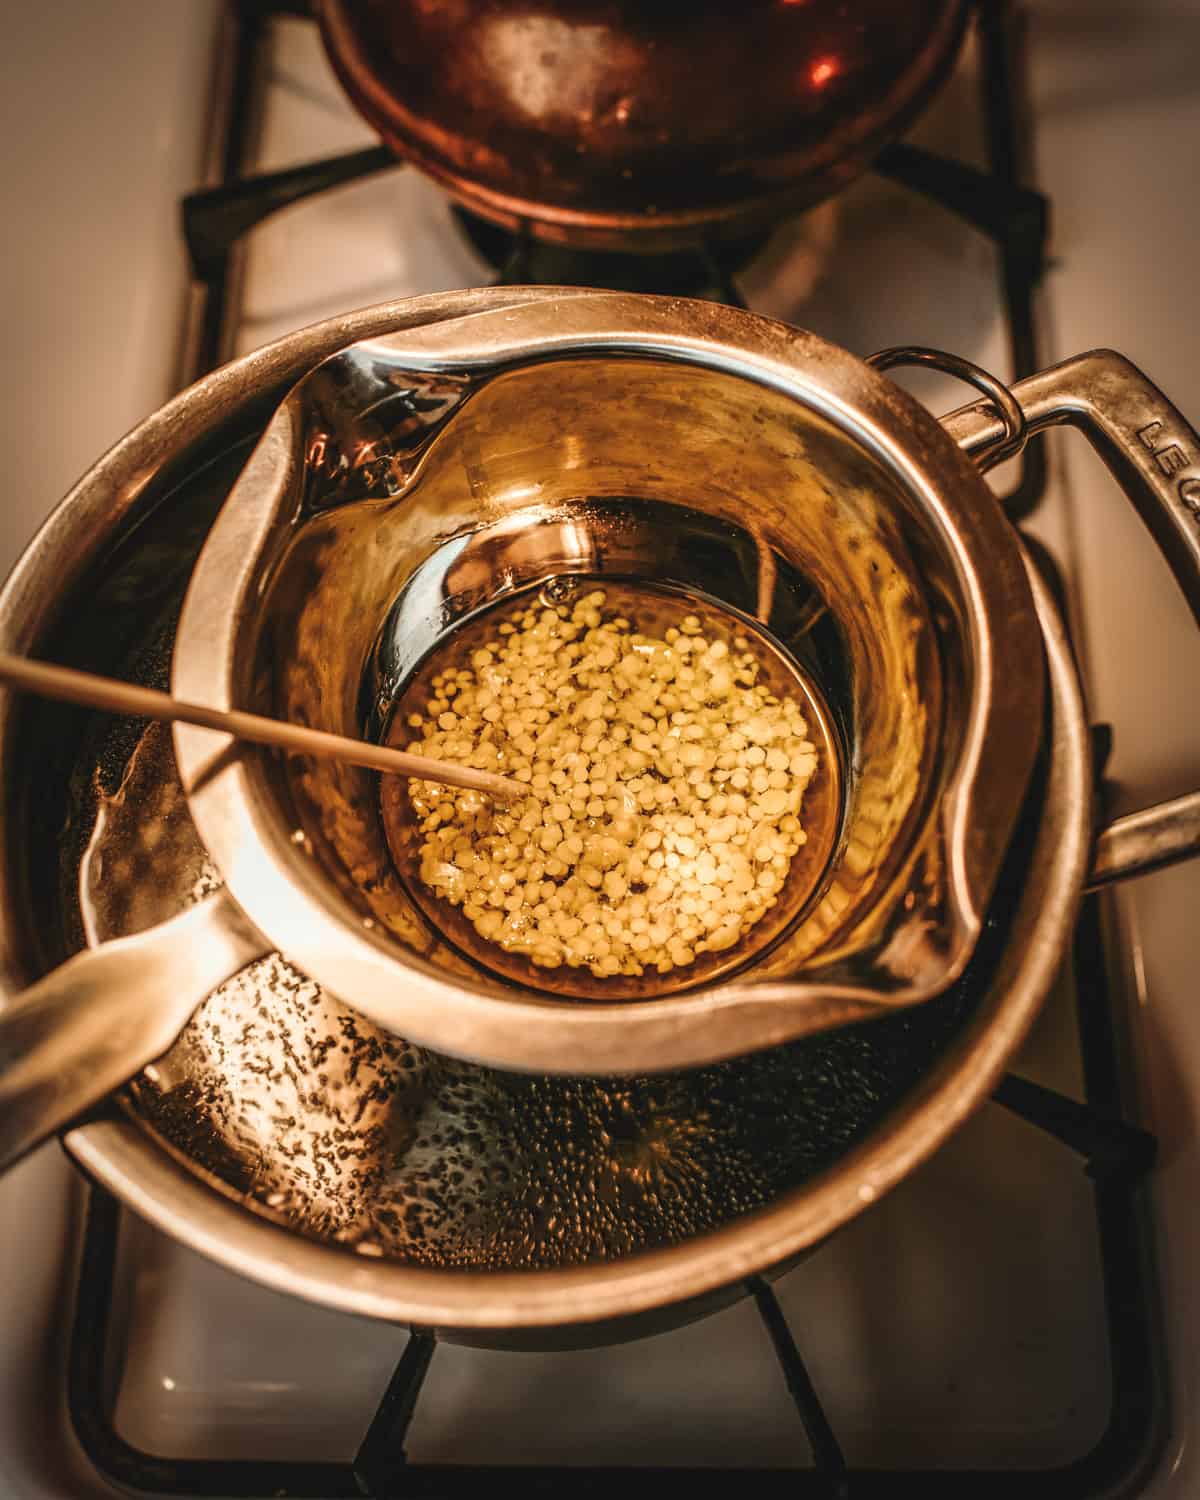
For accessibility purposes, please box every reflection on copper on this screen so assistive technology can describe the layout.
[751,522,778,626]
[480,16,641,129]
[315,0,970,249]
[810,57,838,87]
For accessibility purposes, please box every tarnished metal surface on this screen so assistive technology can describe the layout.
[1089,792,1200,888]
[943,349,1200,626]
[315,0,969,249]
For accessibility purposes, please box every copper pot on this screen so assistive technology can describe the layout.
[315,0,971,249]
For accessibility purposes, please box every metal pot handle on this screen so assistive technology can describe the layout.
[0,888,267,1175]
[889,346,1200,887]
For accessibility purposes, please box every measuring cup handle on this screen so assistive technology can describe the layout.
[0,888,267,1176]
[942,349,1200,885]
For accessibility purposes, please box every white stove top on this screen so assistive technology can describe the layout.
[2,3,1198,1494]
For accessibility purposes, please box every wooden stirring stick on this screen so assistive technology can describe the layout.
[0,651,524,800]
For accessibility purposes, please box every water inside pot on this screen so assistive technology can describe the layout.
[45,416,997,1275]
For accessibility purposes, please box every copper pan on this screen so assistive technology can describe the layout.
[315,0,972,250]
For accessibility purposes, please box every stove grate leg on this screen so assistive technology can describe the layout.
[750,1276,849,1497]
[352,1333,437,1498]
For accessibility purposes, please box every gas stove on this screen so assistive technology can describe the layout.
[2,3,1198,1496]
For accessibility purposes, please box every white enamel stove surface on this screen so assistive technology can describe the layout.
[1,2,1197,1492]
[0,7,222,1496]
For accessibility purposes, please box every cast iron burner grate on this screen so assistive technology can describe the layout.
[58,3,1165,1494]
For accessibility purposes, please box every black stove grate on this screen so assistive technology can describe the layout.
[60,3,1166,1494]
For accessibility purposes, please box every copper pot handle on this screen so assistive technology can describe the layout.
[0,888,268,1174]
[908,346,1200,888]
